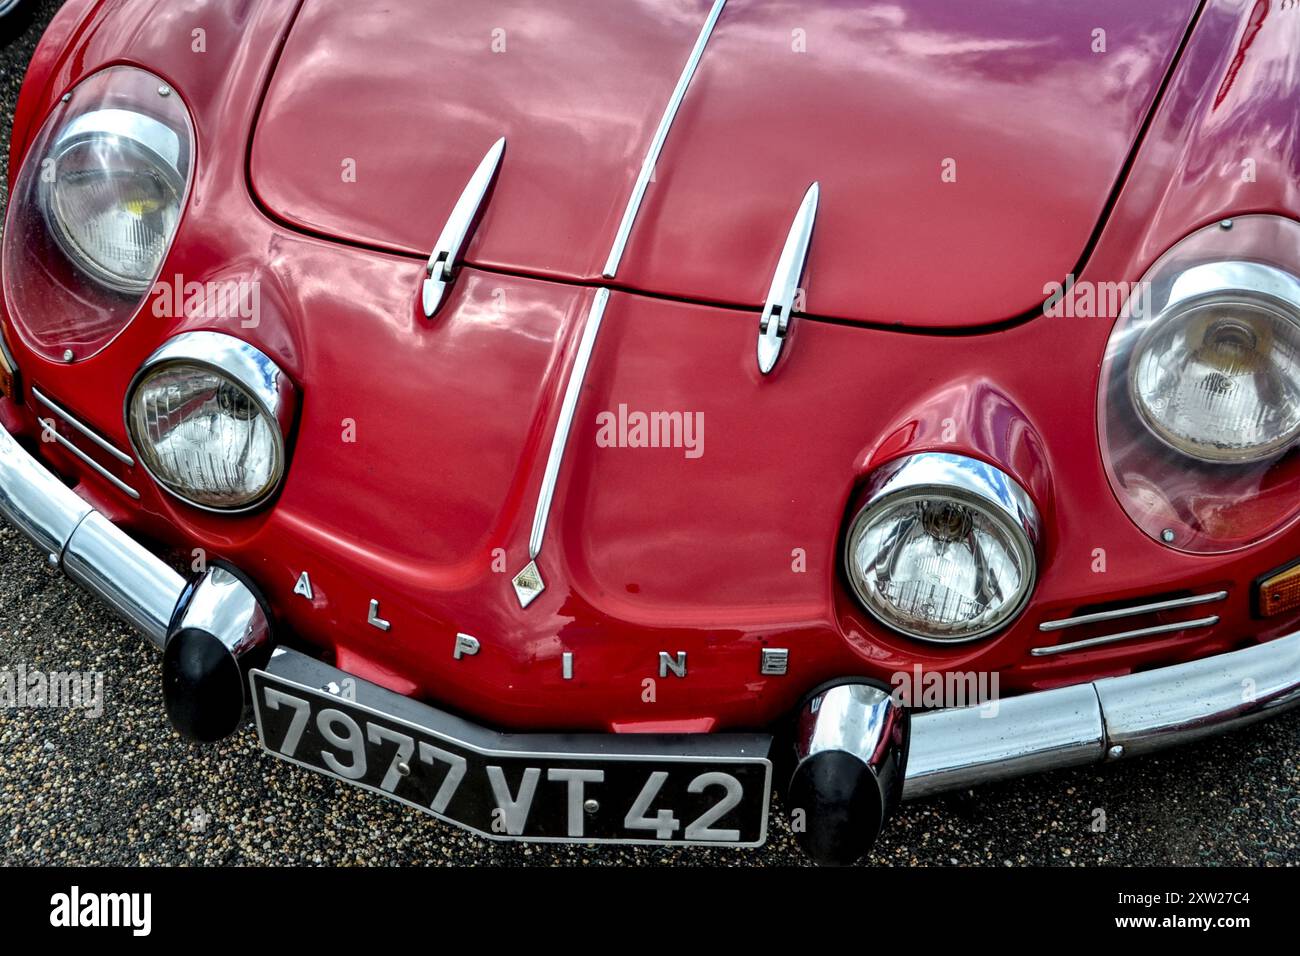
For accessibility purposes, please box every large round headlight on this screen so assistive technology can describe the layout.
[1100,216,1300,554]
[1129,262,1300,463]
[40,108,187,294]
[126,332,294,512]
[844,454,1040,643]
[1,66,194,362]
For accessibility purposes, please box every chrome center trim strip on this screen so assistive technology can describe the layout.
[528,287,611,560]
[1030,615,1219,657]
[601,0,726,279]
[1039,590,1228,631]
[32,386,134,466]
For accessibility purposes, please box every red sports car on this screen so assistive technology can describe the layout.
[1,0,1298,865]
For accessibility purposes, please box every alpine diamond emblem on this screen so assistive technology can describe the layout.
[511,560,545,608]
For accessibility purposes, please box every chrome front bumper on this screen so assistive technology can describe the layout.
[0,422,184,647]
[3,422,1300,797]
[904,632,1300,799]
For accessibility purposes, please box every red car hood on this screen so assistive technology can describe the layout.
[250,0,1199,329]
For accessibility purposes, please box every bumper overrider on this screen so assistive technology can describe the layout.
[4,424,1300,864]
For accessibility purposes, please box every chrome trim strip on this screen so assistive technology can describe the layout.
[32,387,134,466]
[1030,615,1219,657]
[904,632,1300,800]
[422,136,506,317]
[601,0,726,279]
[529,288,610,560]
[37,418,140,500]
[757,182,819,375]
[1039,590,1228,632]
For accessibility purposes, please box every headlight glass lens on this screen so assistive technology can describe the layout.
[42,109,186,293]
[1,66,193,361]
[129,363,283,511]
[1099,216,1300,553]
[845,455,1039,642]
[1131,292,1300,462]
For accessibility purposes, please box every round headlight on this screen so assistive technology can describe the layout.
[126,333,294,512]
[40,108,187,294]
[1128,262,1300,463]
[2,66,195,362]
[844,454,1040,643]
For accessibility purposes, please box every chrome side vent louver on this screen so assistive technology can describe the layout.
[1031,590,1227,657]
[32,386,139,499]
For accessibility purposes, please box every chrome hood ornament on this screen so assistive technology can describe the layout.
[422,136,506,318]
[757,182,819,375]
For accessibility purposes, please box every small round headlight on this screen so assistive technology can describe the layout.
[844,454,1040,643]
[126,332,294,512]
[1128,262,1300,463]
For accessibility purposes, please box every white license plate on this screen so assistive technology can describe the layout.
[250,665,772,846]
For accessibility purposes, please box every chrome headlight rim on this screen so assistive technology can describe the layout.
[843,453,1041,644]
[1126,259,1300,465]
[124,332,295,514]
[38,105,190,296]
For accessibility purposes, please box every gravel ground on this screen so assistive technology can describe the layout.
[1,2,1297,868]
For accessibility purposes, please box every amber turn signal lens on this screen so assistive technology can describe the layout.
[1258,561,1300,617]
[0,341,15,400]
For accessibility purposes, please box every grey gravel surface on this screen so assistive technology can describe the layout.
[0,1,1297,867]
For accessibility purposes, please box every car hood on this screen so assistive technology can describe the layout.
[250,0,1199,329]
